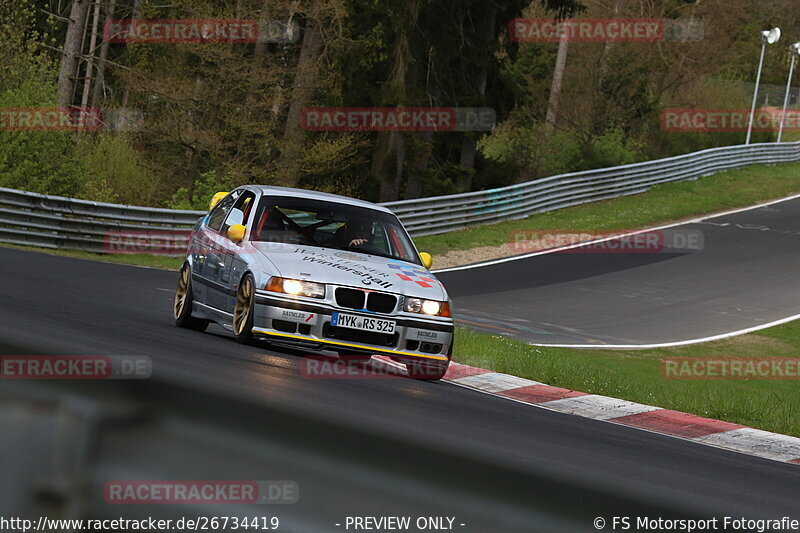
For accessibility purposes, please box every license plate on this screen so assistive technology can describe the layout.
[331,312,396,334]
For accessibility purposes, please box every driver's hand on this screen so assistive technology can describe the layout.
[349,238,368,247]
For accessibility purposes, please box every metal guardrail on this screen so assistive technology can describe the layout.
[383,141,800,236]
[0,187,203,254]
[1,142,798,253]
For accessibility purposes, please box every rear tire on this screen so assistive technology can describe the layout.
[233,274,256,344]
[174,264,209,332]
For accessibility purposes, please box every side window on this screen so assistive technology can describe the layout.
[207,191,240,231]
[221,192,256,235]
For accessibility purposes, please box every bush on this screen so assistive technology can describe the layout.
[584,126,643,168]
[80,134,156,205]
[0,79,83,197]
[478,121,583,179]
[169,170,234,210]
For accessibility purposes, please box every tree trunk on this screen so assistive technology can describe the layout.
[545,19,570,131]
[370,0,421,201]
[121,0,142,108]
[456,4,496,192]
[597,0,623,80]
[254,0,271,58]
[458,135,477,171]
[91,0,116,110]
[278,16,323,187]
[374,131,405,201]
[80,0,102,111]
[57,0,90,108]
[404,131,433,199]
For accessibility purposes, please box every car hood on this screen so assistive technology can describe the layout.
[252,243,447,300]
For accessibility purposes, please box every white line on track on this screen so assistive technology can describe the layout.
[532,312,800,349]
[432,191,800,348]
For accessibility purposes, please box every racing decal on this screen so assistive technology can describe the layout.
[387,261,441,289]
[334,251,366,261]
[270,308,319,325]
[292,248,394,289]
[411,328,442,342]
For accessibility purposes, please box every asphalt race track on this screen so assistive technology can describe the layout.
[0,244,799,523]
[441,196,800,346]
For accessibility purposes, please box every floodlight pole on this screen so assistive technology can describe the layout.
[778,45,800,142]
[747,40,768,145]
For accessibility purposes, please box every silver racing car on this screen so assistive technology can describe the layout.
[173,186,454,379]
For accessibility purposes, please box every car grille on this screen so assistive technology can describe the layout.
[366,292,397,313]
[323,323,398,347]
[335,288,365,309]
[335,288,397,313]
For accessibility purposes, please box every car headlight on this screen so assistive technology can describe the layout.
[422,300,441,315]
[265,277,326,299]
[405,298,451,317]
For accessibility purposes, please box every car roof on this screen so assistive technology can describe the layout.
[240,185,393,214]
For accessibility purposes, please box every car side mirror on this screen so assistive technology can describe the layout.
[209,191,229,210]
[228,224,246,243]
[419,252,433,270]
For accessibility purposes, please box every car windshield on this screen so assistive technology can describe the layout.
[251,196,421,265]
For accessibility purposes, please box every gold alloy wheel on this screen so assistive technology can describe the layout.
[174,266,190,320]
[233,276,254,336]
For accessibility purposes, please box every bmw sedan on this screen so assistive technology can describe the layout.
[174,185,454,380]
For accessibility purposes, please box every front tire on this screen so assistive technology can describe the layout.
[174,264,209,332]
[233,273,256,344]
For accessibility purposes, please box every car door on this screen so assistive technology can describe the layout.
[192,190,241,308]
[216,191,258,315]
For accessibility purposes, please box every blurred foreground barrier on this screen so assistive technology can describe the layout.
[0,336,694,532]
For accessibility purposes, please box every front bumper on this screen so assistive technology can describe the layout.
[251,292,453,362]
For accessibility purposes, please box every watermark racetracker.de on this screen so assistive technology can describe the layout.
[103,231,319,256]
[661,108,800,132]
[300,107,496,132]
[0,355,151,379]
[104,230,192,255]
[662,357,800,380]
[0,107,142,132]
[508,229,705,254]
[300,356,446,380]
[104,480,298,504]
[0,108,102,131]
[508,18,704,43]
[104,19,299,44]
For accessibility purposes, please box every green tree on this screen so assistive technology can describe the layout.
[0,0,83,196]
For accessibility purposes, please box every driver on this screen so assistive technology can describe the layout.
[330,218,373,249]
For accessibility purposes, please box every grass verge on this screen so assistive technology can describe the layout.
[454,323,800,437]
[415,161,800,256]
